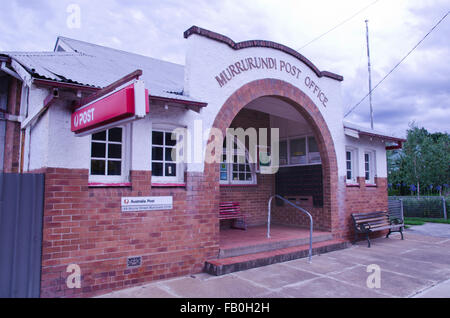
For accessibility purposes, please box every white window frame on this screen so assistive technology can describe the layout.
[278,134,322,167]
[345,147,358,184]
[151,127,185,184]
[220,137,256,185]
[89,125,131,184]
[364,150,376,185]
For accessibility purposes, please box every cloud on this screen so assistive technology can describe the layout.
[0,0,448,137]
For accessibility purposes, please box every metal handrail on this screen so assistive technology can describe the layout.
[267,195,314,263]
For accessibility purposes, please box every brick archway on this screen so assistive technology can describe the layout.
[205,78,339,233]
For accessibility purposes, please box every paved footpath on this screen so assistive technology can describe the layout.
[98,230,450,298]
[406,223,450,238]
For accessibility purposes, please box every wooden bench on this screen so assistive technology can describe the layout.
[219,201,247,230]
[351,211,404,247]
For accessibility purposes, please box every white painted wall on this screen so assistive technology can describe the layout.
[270,115,313,138]
[47,101,91,169]
[345,134,388,179]
[184,34,349,177]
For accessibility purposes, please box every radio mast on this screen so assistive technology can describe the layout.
[365,19,374,129]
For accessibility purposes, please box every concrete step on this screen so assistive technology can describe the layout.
[205,239,350,276]
[219,233,333,258]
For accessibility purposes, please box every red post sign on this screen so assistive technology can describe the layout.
[71,82,149,135]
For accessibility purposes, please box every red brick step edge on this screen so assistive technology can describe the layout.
[204,239,350,276]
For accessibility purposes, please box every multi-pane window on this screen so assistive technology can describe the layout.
[346,148,358,183]
[90,127,123,178]
[278,135,321,166]
[346,150,353,181]
[220,137,255,184]
[151,130,178,180]
[364,151,375,184]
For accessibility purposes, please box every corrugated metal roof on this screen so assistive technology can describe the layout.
[343,121,405,142]
[2,37,202,103]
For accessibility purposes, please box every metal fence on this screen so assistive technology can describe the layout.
[0,173,45,298]
[389,196,448,219]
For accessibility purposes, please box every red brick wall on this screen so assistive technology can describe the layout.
[39,168,219,298]
[340,177,389,240]
[220,174,274,227]
[272,205,326,231]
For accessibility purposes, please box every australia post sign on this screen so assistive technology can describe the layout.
[121,196,173,212]
[71,79,149,135]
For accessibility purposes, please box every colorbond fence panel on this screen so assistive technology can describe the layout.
[0,173,44,298]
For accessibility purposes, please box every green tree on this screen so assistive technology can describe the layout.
[387,122,450,197]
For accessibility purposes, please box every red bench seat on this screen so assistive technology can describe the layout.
[219,201,247,230]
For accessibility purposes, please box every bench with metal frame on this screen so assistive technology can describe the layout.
[351,210,404,247]
[219,201,247,230]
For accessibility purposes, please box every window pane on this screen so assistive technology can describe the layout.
[152,131,164,145]
[365,172,370,180]
[290,138,306,164]
[308,136,319,153]
[107,161,121,176]
[365,153,370,162]
[152,163,163,176]
[309,152,321,163]
[92,130,106,141]
[347,161,352,170]
[108,127,122,142]
[152,147,163,161]
[246,174,252,181]
[236,155,245,164]
[108,144,122,159]
[165,132,177,147]
[165,163,176,176]
[220,172,228,181]
[290,138,306,155]
[347,171,352,180]
[165,148,176,162]
[346,151,351,161]
[91,160,105,175]
[220,163,227,172]
[239,173,245,181]
[280,140,287,165]
[91,142,106,158]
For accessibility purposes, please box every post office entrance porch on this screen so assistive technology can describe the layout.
[207,80,345,271]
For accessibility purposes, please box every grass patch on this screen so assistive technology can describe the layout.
[404,217,450,225]
[404,218,425,226]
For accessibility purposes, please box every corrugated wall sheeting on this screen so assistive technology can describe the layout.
[0,173,45,298]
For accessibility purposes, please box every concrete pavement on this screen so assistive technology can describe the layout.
[98,230,450,298]
[406,222,450,238]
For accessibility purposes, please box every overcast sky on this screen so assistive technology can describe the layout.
[0,0,448,138]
